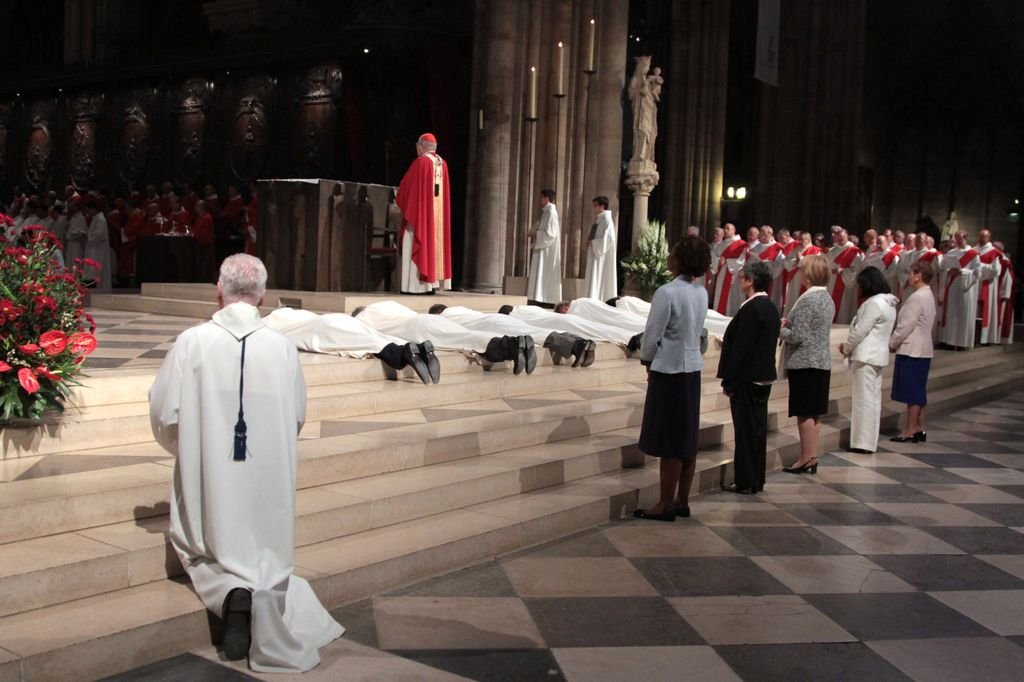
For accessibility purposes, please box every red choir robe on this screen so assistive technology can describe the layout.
[170,209,193,232]
[714,237,749,315]
[223,196,245,234]
[396,152,452,285]
[182,191,199,217]
[121,208,146,277]
[106,208,123,253]
[192,213,215,246]
[977,245,1004,343]
[158,193,175,218]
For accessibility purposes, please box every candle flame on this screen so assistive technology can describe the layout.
[558,41,563,48]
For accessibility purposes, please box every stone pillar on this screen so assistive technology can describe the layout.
[463,0,520,291]
[624,160,660,249]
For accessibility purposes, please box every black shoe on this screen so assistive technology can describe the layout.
[508,336,526,375]
[889,434,915,443]
[222,588,252,661]
[782,459,818,474]
[403,342,431,385]
[522,336,537,374]
[674,505,691,518]
[570,338,587,367]
[722,483,757,494]
[913,431,927,443]
[418,341,441,383]
[847,447,873,454]
[581,340,597,368]
[633,508,676,522]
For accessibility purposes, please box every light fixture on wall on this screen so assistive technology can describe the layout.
[736,186,747,200]
[726,186,735,199]
[723,186,747,201]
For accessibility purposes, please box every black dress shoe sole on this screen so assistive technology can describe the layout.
[405,342,431,385]
[523,336,537,374]
[419,341,441,383]
[633,509,676,522]
[222,588,252,661]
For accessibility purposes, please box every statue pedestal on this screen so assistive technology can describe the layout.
[624,160,660,250]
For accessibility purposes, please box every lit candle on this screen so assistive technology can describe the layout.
[528,66,537,119]
[478,108,484,130]
[556,41,565,95]
[584,19,595,72]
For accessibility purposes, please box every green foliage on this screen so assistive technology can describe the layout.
[620,220,673,295]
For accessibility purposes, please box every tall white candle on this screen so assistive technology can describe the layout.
[556,41,565,95]
[528,66,537,119]
[584,19,595,72]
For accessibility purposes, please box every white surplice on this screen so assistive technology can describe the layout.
[938,247,981,348]
[400,229,451,294]
[583,209,618,301]
[356,300,495,354]
[861,247,900,297]
[568,297,647,334]
[711,236,748,316]
[527,202,562,303]
[510,304,632,346]
[614,295,732,338]
[84,212,112,288]
[616,295,651,317]
[264,307,403,357]
[1000,260,1015,345]
[64,212,88,264]
[149,303,344,672]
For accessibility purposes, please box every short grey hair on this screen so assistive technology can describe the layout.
[741,260,772,293]
[219,254,267,304]
[417,136,437,152]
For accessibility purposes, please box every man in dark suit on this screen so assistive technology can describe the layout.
[717,261,781,494]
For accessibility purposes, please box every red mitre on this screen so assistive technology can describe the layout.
[419,133,437,144]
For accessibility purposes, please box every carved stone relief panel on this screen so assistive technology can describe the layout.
[68,93,103,190]
[24,105,53,190]
[295,64,342,176]
[228,95,270,181]
[117,101,150,186]
[173,79,207,186]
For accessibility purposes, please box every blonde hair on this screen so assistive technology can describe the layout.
[800,254,831,287]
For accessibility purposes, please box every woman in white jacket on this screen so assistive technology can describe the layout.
[839,267,898,453]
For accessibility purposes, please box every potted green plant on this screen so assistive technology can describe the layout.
[620,219,673,300]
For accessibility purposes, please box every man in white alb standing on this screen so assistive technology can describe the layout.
[584,195,618,301]
[527,188,562,304]
[938,231,981,349]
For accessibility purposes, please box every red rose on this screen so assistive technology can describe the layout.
[18,368,39,394]
[18,343,40,355]
[0,214,14,226]
[69,332,98,356]
[39,330,69,355]
[35,366,61,382]
[0,360,11,373]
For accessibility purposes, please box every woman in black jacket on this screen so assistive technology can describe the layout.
[717,260,781,494]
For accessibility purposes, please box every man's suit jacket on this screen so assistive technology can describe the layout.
[716,294,781,388]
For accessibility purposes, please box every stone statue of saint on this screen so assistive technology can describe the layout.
[629,56,661,164]
[941,210,959,242]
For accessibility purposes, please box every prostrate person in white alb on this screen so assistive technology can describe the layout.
[937,231,981,350]
[264,307,439,385]
[433,304,595,367]
[526,188,562,304]
[610,295,733,339]
[568,297,647,334]
[583,195,618,301]
[507,303,637,350]
[149,254,344,671]
[357,300,537,374]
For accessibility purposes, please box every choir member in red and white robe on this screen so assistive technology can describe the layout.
[181,184,199,217]
[169,196,193,233]
[142,184,160,215]
[862,234,901,296]
[754,225,786,310]
[975,230,1004,345]
[121,197,146,280]
[938,231,981,349]
[712,224,749,316]
[158,181,176,218]
[996,245,1016,345]
[396,133,452,294]
[783,232,824,317]
[223,185,246,239]
[827,227,863,324]
[709,223,735,307]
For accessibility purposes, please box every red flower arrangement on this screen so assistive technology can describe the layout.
[0,219,98,421]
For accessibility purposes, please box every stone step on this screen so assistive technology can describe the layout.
[2,348,1016,546]
[0,361,1018,682]
[1,358,1018,626]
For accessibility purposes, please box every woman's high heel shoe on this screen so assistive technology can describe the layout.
[913,431,927,443]
[783,459,818,474]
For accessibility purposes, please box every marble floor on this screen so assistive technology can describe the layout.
[103,392,1024,681]
[84,308,204,369]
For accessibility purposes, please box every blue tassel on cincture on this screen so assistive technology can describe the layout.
[233,417,247,461]
[233,336,248,462]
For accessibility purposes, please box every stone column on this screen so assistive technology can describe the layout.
[463,0,520,291]
[624,160,660,249]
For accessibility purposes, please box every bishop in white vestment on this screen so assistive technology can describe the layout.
[584,197,618,301]
[527,190,562,303]
[149,255,344,672]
